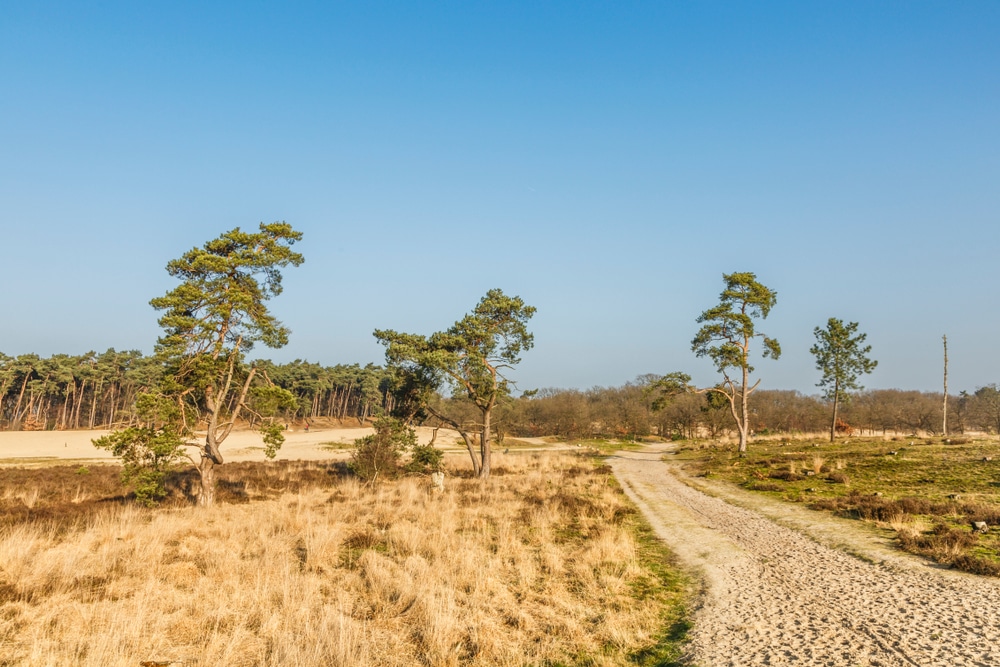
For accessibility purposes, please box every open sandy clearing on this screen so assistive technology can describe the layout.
[610,446,1000,667]
[0,429,580,468]
[0,426,471,465]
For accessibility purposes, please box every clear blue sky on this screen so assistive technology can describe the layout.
[2,1,998,395]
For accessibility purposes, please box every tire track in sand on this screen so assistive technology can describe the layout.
[609,448,1000,667]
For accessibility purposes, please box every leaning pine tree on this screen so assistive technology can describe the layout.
[96,222,302,506]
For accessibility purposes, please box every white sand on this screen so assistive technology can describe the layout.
[0,426,466,465]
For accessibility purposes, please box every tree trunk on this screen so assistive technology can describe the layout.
[480,408,492,478]
[197,380,227,507]
[0,380,9,429]
[198,455,216,508]
[736,428,748,454]
[737,367,750,456]
[107,383,117,426]
[460,430,481,476]
[24,390,37,426]
[88,381,100,429]
[942,335,949,437]
[59,388,70,430]
[198,429,224,507]
[830,381,840,443]
[830,395,839,443]
[73,380,86,429]
[11,374,30,430]
[339,384,352,420]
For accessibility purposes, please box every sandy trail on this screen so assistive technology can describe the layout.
[610,447,1000,667]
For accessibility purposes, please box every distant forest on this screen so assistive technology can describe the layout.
[3,350,1000,440]
[0,350,391,432]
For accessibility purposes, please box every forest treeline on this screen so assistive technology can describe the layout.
[4,350,1000,439]
[0,350,394,431]
[498,378,1000,440]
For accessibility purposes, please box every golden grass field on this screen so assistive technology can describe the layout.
[0,453,689,666]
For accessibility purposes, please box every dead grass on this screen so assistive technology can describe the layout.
[0,454,688,666]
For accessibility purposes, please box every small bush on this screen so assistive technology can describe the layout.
[897,523,978,565]
[769,470,804,482]
[350,417,416,482]
[961,503,1000,525]
[405,442,444,474]
[895,496,934,515]
[746,482,783,492]
[92,424,185,506]
[950,554,1000,576]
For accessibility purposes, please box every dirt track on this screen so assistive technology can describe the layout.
[609,447,1000,666]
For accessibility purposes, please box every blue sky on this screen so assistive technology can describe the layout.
[2,2,998,394]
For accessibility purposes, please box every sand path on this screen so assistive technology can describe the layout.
[609,446,1000,667]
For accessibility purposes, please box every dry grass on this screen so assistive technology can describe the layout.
[811,456,826,475]
[0,454,687,666]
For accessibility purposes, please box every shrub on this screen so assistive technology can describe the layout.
[745,482,783,492]
[350,417,417,482]
[769,470,805,482]
[405,442,444,474]
[961,502,1000,525]
[92,424,185,506]
[950,554,1000,576]
[897,523,978,565]
[91,393,188,506]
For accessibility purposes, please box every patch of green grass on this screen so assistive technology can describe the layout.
[624,518,692,666]
[317,441,353,450]
[677,436,1000,575]
[568,438,647,453]
[496,438,537,449]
